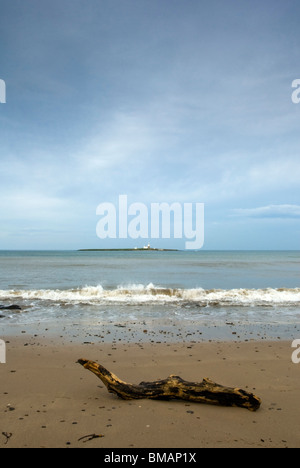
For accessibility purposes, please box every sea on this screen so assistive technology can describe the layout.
[0,250,299,341]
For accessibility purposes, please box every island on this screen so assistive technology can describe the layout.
[78,243,179,252]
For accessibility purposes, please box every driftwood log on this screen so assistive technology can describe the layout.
[77,359,261,412]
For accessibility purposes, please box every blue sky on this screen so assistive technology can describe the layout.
[0,0,300,250]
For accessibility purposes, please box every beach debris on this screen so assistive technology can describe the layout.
[78,433,104,443]
[77,360,261,412]
[2,432,13,445]
[0,305,22,311]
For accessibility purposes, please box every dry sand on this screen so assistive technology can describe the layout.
[1,334,300,448]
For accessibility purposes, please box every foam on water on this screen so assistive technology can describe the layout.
[0,284,299,306]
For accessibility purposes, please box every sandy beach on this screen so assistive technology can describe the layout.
[1,332,299,448]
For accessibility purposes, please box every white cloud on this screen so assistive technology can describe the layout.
[232,205,300,219]
[0,192,74,223]
[76,112,156,171]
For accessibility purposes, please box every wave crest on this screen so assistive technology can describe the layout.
[0,284,300,306]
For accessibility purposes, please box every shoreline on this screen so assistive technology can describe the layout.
[1,332,300,448]
[1,317,300,344]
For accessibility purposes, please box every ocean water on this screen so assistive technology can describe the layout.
[0,251,299,339]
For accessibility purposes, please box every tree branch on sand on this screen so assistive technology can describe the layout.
[77,359,261,412]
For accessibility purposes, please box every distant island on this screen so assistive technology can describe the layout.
[78,243,179,252]
[78,248,179,252]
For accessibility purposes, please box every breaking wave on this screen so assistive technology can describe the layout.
[0,284,300,307]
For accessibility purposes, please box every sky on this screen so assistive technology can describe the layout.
[0,0,300,250]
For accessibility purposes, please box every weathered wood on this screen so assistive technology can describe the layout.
[77,359,261,411]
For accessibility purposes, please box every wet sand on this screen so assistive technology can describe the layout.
[1,332,300,448]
